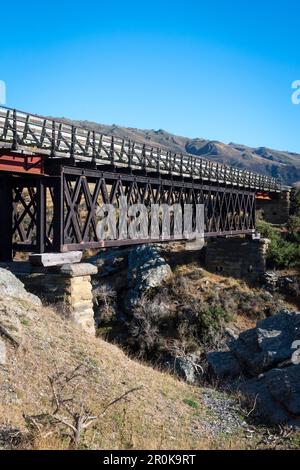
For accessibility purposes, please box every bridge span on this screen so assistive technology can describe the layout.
[0,106,282,261]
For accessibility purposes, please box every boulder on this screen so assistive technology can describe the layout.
[229,311,300,376]
[264,365,300,416]
[89,249,128,278]
[0,338,6,365]
[126,245,172,308]
[174,354,201,385]
[0,268,41,307]
[0,268,42,348]
[207,351,241,380]
[206,310,300,425]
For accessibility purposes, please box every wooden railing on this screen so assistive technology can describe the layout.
[0,106,281,192]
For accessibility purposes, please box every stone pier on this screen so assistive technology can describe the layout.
[205,236,269,282]
[256,190,291,225]
[0,255,98,335]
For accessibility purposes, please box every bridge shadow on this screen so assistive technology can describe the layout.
[162,243,206,270]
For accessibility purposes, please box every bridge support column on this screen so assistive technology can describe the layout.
[0,176,12,262]
[5,260,98,335]
[205,237,269,282]
[256,190,291,225]
[58,263,98,335]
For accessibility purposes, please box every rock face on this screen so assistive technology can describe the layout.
[89,249,128,280]
[0,268,41,307]
[91,246,172,310]
[126,245,172,308]
[207,311,300,425]
[262,272,295,293]
[0,268,42,362]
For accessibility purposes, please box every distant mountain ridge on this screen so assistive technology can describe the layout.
[58,117,300,186]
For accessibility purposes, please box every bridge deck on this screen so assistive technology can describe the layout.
[0,106,281,193]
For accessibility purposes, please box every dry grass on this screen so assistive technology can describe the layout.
[0,298,261,450]
[172,263,298,324]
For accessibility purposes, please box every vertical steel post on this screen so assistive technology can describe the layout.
[0,175,13,261]
[36,178,46,253]
[52,174,64,252]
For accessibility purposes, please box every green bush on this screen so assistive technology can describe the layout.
[256,217,300,269]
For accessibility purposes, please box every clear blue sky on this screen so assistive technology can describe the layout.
[1,1,300,152]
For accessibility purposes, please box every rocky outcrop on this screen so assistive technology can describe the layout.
[90,245,172,313]
[207,311,300,425]
[0,268,41,307]
[173,353,202,385]
[89,248,128,281]
[262,272,295,293]
[126,245,172,309]
[0,268,42,364]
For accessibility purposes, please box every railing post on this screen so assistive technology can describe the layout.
[157,148,161,174]
[51,120,56,157]
[70,126,76,164]
[110,136,115,166]
[142,144,146,171]
[12,109,18,150]
[53,174,64,252]
[180,154,183,178]
[92,130,96,167]
[128,139,132,169]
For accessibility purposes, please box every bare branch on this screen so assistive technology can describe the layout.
[98,387,142,418]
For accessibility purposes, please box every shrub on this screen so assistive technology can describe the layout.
[127,280,234,361]
[256,217,300,269]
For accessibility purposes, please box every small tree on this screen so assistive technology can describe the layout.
[24,363,141,449]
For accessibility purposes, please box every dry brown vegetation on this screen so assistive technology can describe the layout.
[121,263,294,364]
[1,261,300,450]
[0,293,269,450]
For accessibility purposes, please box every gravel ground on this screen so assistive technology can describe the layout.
[200,388,249,436]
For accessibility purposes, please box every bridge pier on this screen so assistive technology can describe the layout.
[205,236,269,282]
[256,190,291,225]
[0,259,98,335]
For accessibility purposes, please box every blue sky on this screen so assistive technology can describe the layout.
[1,0,300,152]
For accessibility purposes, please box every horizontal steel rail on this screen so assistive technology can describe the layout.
[0,106,281,193]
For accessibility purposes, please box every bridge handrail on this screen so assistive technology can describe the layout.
[0,106,281,192]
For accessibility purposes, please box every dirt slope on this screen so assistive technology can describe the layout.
[0,272,252,450]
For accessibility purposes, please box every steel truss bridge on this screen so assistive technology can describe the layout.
[0,106,281,260]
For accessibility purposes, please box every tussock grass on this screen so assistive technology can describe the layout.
[0,300,260,450]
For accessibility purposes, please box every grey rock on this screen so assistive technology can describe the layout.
[229,311,300,376]
[264,365,300,416]
[0,268,41,307]
[238,375,292,425]
[0,269,41,348]
[126,245,172,308]
[174,354,201,385]
[207,311,300,425]
[0,338,6,365]
[89,249,128,277]
[207,351,241,380]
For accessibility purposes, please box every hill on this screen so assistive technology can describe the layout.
[0,267,252,450]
